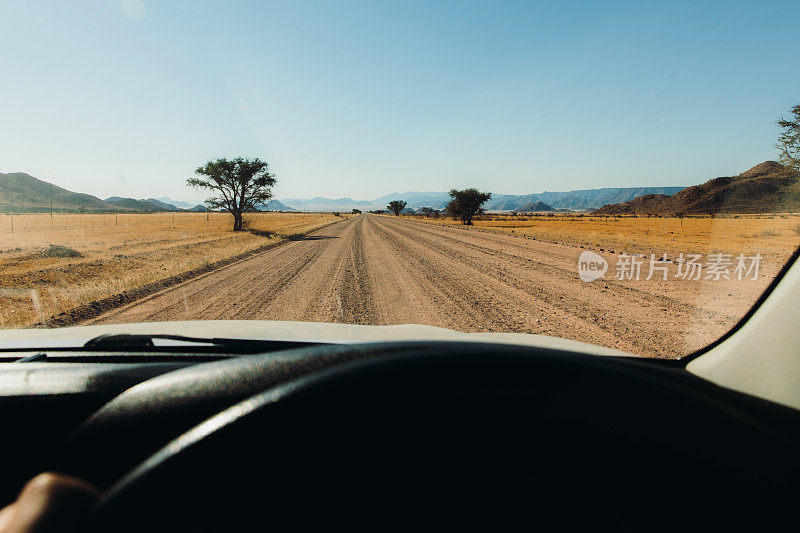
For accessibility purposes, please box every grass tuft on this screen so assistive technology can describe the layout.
[752,229,781,238]
[39,244,83,258]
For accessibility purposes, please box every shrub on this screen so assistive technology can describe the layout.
[39,244,83,258]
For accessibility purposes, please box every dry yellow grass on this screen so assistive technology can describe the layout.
[0,212,345,328]
[401,213,800,260]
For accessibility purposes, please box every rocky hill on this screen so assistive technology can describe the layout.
[535,187,685,211]
[593,162,800,215]
[518,201,555,212]
[259,199,296,211]
[104,197,176,212]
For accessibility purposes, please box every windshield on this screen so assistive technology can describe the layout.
[1,1,799,359]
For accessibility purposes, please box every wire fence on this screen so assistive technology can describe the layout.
[407,212,800,232]
[0,212,302,233]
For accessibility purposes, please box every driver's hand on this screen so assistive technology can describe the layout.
[0,473,100,533]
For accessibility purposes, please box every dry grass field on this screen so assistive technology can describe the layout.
[401,213,800,260]
[0,212,344,328]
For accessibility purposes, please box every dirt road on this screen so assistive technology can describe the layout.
[89,214,765,357]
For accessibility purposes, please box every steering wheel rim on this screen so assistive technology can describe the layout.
[81,342,786,531]
[64,341,438,488]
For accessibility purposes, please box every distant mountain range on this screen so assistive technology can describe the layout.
[0,171,306,214]
[533,187,686,211]
[257,199,296,211]
[519,201,555,212]
[154,196,196,209]
[1,172,121,213]
[593,162,800,216]
[280,197,375,211]
[279,186,687,212]
[0,169,701,216]
[0,172,208,214]
[103,197,182,212]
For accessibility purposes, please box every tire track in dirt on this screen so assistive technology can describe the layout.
[86,220,357,324]
[389,216,763,354]
[366,217,526,333]
[366,216,645,353]
[276,216,378,324]
[394,217,740,319]
[368,217,722,356]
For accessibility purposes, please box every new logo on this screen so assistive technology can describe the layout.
[577,251,608,282]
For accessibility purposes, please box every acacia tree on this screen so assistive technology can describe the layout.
[446,188,492,225]
[187,157,276,231]
[419,207,435,218]
[387,200,407,216]
[776,104,800,172]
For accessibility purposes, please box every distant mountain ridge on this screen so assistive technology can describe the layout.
[104,197,183,212]
[144,198,180,210]
[593,162,800,215]
[2,169,691,215]
[0,172,206,213]
[0,172,124,213]
[257,199,296,211]
[155,196,195,209]
[282,196,374,207]
[280,186,687,212]
[371,191,451,208]
[518,201,555,212]
[534,187,685,211]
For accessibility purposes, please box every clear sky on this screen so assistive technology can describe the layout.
[1,0,798,203]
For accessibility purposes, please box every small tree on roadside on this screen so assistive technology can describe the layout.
[187,157,276,231]
[446,188,492,225]
[776,104,800,172]
[387,200,407,217]
[352,209,362,214]
[419,207,434,218]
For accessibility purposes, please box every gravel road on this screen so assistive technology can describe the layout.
[89,214,759,357]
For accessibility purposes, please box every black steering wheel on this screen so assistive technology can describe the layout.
[62,342,795,531]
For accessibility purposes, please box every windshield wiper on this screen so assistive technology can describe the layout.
[82,334,322,354]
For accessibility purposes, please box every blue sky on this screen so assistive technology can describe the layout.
[1,0,798,203]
